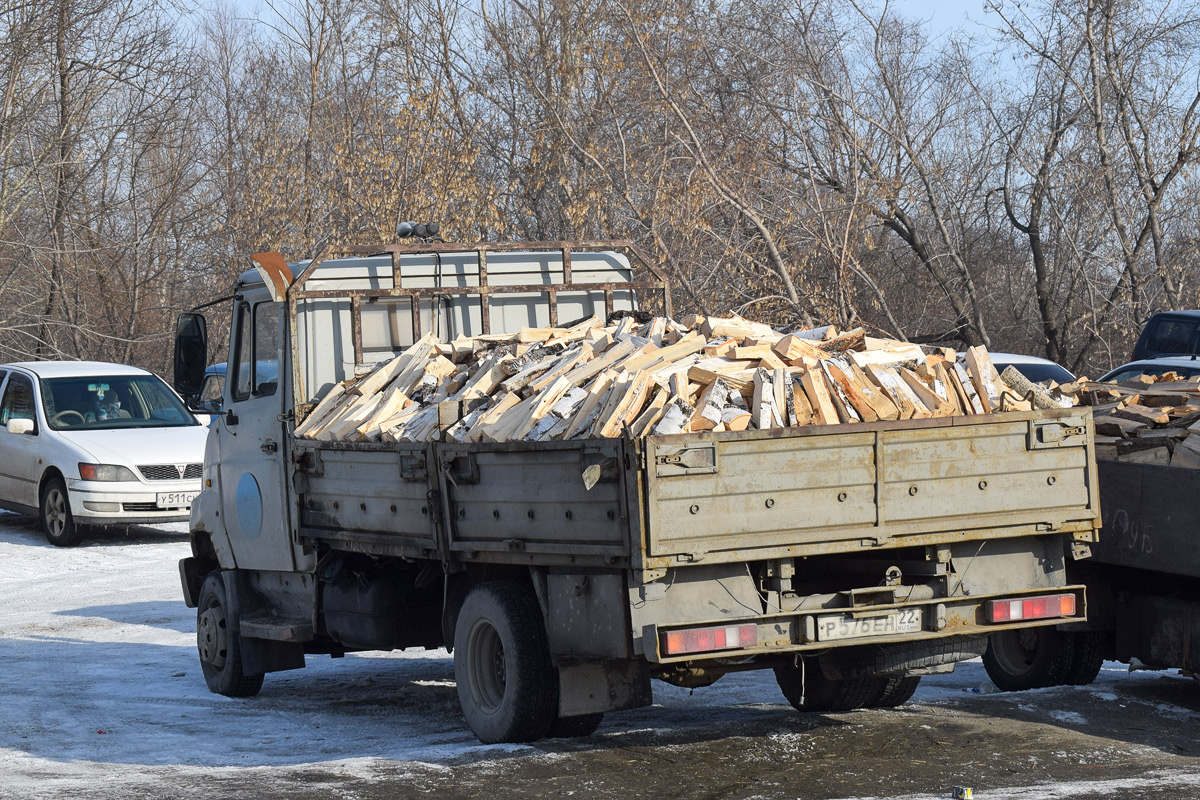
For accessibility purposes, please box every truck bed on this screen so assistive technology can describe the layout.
[293,407,1100,572]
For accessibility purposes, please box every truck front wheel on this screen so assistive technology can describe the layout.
[196,573,264,698]
[453,582,556,743]
[983,627,1074,691]
[775,658,874,712]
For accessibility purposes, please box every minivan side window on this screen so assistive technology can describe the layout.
[0,373,38,433]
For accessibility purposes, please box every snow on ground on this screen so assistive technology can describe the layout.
[2,510,1198,798]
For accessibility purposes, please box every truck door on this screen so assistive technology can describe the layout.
[216,296,297,571]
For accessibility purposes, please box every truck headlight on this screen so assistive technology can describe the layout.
[78,463,139,482]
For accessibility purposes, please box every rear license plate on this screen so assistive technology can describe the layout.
[816,609,923,642]
[156,492,197,509]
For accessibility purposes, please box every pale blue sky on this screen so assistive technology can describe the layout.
[211,0,994,28]
[897,0,987,25]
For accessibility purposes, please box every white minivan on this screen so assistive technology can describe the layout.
[0,361,208,546]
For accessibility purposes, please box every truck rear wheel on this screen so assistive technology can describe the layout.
[547,712,604,738]
[983,627,1074,691]
[775,659,874,713]
[1063,630,1106,686]
[453,582,556,743]
[196,573,264,698]
[865,675,921,708]
[818,635,988,680]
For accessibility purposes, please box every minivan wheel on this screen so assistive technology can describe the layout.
[40,476,83,547]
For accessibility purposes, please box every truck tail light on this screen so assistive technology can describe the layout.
[661,624,758,656]
[986,593,1076,623]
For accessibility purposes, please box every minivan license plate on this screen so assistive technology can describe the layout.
[156,492,197,509]
[816,609,923,641]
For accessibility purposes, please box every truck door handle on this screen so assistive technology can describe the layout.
[261,441,278,453]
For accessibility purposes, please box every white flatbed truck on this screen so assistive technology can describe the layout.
[173,241,1100,742]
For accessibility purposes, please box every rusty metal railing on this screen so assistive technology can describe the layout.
[286,240,672,405]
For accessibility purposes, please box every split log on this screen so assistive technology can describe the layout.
[999,366,1069,411]
[1111,404,1171,426]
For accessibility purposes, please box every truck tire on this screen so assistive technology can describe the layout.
[41,476,84,547]
[547,712,604,738]
[1063,630,1106,686]
[819,635,988,680]
[453,582,557,744]
[983,627,1074,691]
[775,659,874,713]
[865,675,921,708]
[196,572,264,697]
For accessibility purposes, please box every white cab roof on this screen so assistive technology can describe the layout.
[2,361,153,379]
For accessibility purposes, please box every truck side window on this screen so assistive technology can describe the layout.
[0,373,38,433]
[253,304,279,397]
[232,302,253,402]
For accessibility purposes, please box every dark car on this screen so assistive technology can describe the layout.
[1131,310,1200,361]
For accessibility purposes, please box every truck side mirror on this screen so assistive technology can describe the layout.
[6,418,33,435]
[174,313,208,399]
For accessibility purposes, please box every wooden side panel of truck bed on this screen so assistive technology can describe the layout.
[294,408,1098,571]
[641,408,1099,568]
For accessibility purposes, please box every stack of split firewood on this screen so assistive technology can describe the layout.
[1065,373,1200,468]
[292,314,1057,445]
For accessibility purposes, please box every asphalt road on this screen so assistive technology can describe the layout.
[3,516,1198,800]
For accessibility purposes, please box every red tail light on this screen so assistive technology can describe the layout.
[662,624,758,655]
[986,593,1076,623]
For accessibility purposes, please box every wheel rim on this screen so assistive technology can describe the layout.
[466,617,506,713]
[197,603,229,669]
[44,489,68,538]
[989,629,1039,675]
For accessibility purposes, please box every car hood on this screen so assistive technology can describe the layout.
[56,426,209,467]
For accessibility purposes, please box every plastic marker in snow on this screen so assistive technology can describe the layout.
[953,788,973,799]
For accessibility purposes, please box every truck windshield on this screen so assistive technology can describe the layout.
[40,374,199,430]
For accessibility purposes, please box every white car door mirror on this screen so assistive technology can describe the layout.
[6,418,33,435]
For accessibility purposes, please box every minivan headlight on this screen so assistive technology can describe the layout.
[78,463,138,482]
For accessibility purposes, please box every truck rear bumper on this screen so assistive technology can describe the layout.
[642,584,1087,664]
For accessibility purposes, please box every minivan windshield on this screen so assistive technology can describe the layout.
[40,374,199,430]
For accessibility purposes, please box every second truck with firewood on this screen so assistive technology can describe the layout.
[172,240,1100,743]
